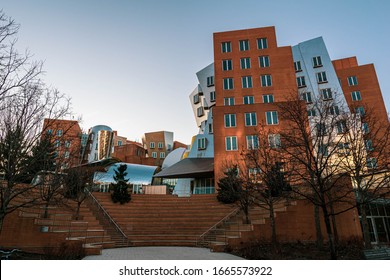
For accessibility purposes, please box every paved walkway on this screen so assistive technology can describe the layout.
[83,246,245,260]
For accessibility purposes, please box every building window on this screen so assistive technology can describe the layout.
[365,139,374,151]
[64,151,70,159]
[207,76,214,87]
[198,137,207,150]
[150,142,155,149]
[117,140,122,146]
[366,157,377,169]
[356,106,365,116]
[257,38,268,49]
[263,94,274,103]
[65,141,71,148]
[158,142,163,149]
[294,61,302,72]
[348,76,358,86]
[224,114,236,128]
[302,92,312,103]
[208,123,213,134]
[329,105,340,116]
[261,75,272,87]
[222,59,232,71]
[317,71,328,83]
[266,111,278,125]
[312,56,323,67]
[243,95,254,104]
[210,91,216,102]
[197,106,204,117]
[56,130,63,137]
[245,112,257,126]
[337,142,350,155]
[318,144,328,156]
[240,57,251,69]
[193,94,200,104]
[239,39,249,51]
[321,88,333,100]
[151,152,157,158]
[160,152,165,158]
[268,134,281,149]
[224,97,235,106]
[351,91,362,101]
[226,136,238,151]
[47,129,53,135]
[297,76,306,88]
[221,41,231,53]
[362,123,369,134]
[223,78,234,90]
[246,135,259,150]
[259,56,270,68]
[307,109,316,117]
[242,76,253,88]
[316,123,327,136]
[336,121,347,134]
[54,140,60,148]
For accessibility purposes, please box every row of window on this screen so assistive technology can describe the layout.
[149,142,164,149]
[193,91,216,105]
[223,94,273,106]
[54,140,72,148]
[221,38,268,53]
[222,56,270,71]
[224,111,279,127]
[294,56,323,72]
[47,129,63,136]
[223,74,272,90]
[151,152,165,159]
[225,134,281,151]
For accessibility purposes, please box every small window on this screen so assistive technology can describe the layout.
[208,123,213,134]
[317,71,328,83]
[266,111,278,125]
[64,151,70,159]
[246,135,259,150]
[223,78,234,90]
[307,109,316,117]
[224,114,236,128]
[222,59,232,71]
[318,144,328,156]
[348,76,358,86]
[198,137,207,150]
[351,91,362,101]
[243,96,254,104]
[268,134,281,149]
[210,91,216,102]
[207,76,214,87]
[56,130,63,137]
[362,123,369,134]
[47,129,53,135]
[158,142,163,149]
[193,94,200,104]
[197,107,204,117]
[259,56,270,68]
[65,141,71,148]
[366,157,377,169]
[221,41,232,53]
[150,142,155,149]
[242,76,253,88]
[312,56,323,67]
[245,112,257,126]
[224,97,235,106]
[365,139,374,151]
[329,105,340,116]
[321,88,333,100]
[294,61,302,72]
[336,121,347,134]
[226,136,238,151]
[263,94,274,103]
[160,152,165,159]
[151,152,157,158]
[302,92,312,103]
[356,106,365,116]
[257,38,268,49]
[297,76,306,88]
[316,123,326,136]
[261,75,272,87]
[54,140,60,148]
[240,57,251,69]
[337,142,350,155]
[239,40,249,51]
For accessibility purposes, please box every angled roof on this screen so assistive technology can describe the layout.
[154,157,214,178]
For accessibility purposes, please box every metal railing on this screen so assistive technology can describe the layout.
[85,190,129,247]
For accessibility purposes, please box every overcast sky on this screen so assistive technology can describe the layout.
[2,0,389,144]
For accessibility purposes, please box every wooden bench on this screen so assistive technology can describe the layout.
[363,248,390,260]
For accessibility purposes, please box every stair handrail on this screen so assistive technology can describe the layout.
[197,206,240,245]
[85,189,129,246]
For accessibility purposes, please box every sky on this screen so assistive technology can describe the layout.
[1,0,390,144]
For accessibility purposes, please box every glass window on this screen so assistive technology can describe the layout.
[365,139,374,151]
[207,76,214,87]
[263,94,274,103]
[257,38,268,49]
[348,76,358,86]
[351,91,362,101]
[294,61,302,72]
[246,135,259,150]
[307,109,316,117]
[197,107,204,117]
[240,57,251,69]
[151,152,157,158]
[329,105,340,115]
[259,56,270,68]
[158,142,163,148]
[210,91,216,102]
[312,56,323,67]
[321,88,333,100]
[47,129,53,135]
[150,142,155,149]
[268,134,281,148]
[239,39,249,51]
[224,97,235,106]
[336,121,347,134]
[64,151,70,159]
[266,111,278,125]
[54,140,60,148]
[223,78,234,90]
[222,59,232,71]
[302,92,312,103]
[317,71,328,83]
[198,138,207,150]
[242,76,253,88]
[245,112,257,126]
[224,114,236,127]
[221,41,232,53]
[160,152,165,158]
[356,106,365,116]
[226,136,238,151]
[362,123,369,134]
[65,141,71,148]
[56,130,63,137]
[243,96,254,104]
[318,144,328,156]
[193,94,199,104]
[316,123,326,136]
[297,76,306,87]
[261,75,272,87]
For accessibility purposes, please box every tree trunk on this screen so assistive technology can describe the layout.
[76,201,81,220]
[269,200,277,246]
[43,201,50,219]
[314,205,324,249]
[360,203,373,249]
[0,211,5,233]
[329,201,339,247]
[322,204,337,259]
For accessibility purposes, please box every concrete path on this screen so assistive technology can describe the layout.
[83,246,245,260]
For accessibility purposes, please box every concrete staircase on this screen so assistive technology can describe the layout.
[91,192,237,247]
